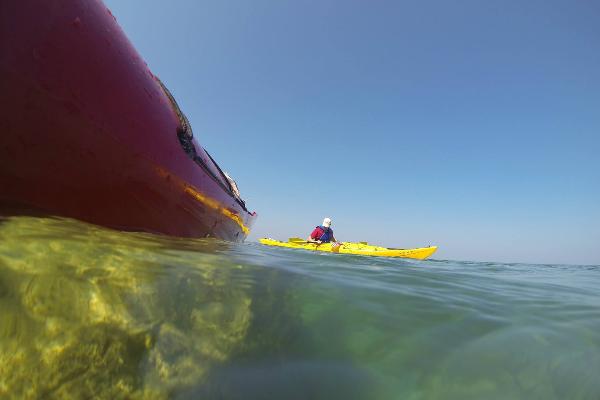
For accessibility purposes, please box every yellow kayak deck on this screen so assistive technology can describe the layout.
[259,238,437,260]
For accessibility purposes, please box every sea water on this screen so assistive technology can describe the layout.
[0,216,598,399]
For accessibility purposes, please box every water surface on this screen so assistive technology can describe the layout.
[0,216,598,399]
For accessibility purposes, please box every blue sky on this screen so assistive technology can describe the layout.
[105,0,599,264]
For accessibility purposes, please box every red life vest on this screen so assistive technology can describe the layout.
[312,226,333,242]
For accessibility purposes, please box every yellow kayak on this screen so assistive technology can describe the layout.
[259,238,437,260]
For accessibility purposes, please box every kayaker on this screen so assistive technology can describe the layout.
[307,217,337,244]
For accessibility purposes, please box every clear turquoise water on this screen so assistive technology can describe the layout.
[0,216,599,399]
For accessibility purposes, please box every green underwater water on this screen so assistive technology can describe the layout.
[0,216,599,399]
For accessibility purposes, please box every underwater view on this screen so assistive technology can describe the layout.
[0,216,599,399]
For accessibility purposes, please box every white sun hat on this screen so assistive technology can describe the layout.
[322,217,332,228]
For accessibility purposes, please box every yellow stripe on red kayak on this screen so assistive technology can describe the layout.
[155,166,250,235]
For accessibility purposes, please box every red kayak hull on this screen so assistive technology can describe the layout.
[0,0,256,241]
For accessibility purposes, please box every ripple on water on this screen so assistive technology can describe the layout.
[0,216,599,399]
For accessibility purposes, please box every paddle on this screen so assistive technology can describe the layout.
[288,237,343,251]
[331,242,342,253]
[288,237,321,245]
[288,237,307,243]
